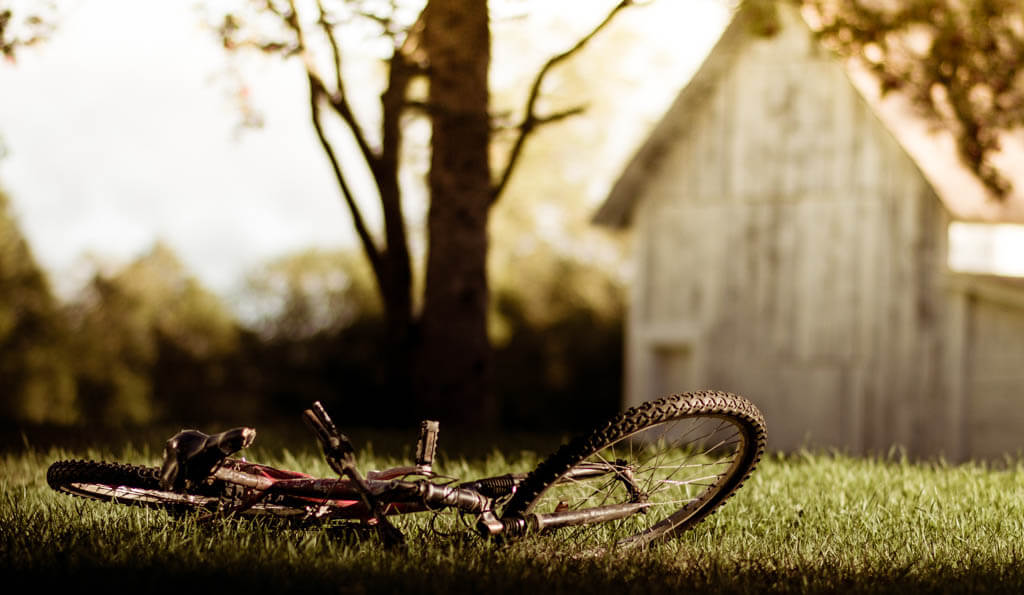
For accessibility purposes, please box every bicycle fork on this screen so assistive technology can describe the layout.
[482,463,649,537]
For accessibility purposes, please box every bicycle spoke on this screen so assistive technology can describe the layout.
[508,394,765,552]
[645,436,740,496]
[654,475,723,486]
[638,419,730,496]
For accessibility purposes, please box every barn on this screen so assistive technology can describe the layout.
[594,2,1024,459]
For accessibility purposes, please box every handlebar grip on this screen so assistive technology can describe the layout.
[416,420,440,468]
[302,409,332,447]
[303,402,355,473]
[311,401,340,436]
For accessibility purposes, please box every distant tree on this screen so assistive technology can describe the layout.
[67,243,239,424]
[243,248,381,341]
[0,186,76,424]
[491,251,624,430]
[209,0,637,425]
[239,249,390,420]
[802,0,1024,196]
[239,244,625,428]
[1,5,68,423]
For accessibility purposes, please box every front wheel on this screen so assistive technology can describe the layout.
[501,391,766,550]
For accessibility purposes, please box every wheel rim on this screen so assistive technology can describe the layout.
[62,482,219,509]
[61,482,317,519]
[523,413,752,548]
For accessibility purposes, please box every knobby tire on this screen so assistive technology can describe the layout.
[501,391,766,550]
[46,459,223,514]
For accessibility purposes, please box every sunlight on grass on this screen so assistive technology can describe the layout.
[3,446,1024,593]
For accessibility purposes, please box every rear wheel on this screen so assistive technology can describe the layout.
[502,392,766,550]
[47,460,364,522]
[47,460,221,513]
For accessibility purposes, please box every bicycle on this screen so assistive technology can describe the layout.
[47,391,766,551]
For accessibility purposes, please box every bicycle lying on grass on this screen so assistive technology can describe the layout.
[47,391,766,551]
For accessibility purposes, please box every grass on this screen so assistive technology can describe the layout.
[3,433,1024,594]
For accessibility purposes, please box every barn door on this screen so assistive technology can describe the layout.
[963,293,1024,459]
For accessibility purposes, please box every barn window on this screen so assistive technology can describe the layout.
[948,222,1024,277]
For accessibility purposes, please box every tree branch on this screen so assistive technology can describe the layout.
[277,0,379,176]
[1,5,56,61]
[314,0,344,93]
[299,0,381,175]
[492,104,587,133]
[308,77,384,286]
[806,0,1023,197]
[490,0,634,202]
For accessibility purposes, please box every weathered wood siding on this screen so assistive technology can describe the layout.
[956,280,1024,459]
[627,6,958,455]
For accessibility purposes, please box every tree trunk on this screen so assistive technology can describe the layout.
[416,0,495,426]
[378,53,417,417]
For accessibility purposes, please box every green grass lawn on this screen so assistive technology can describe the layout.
[3,435,1024,594]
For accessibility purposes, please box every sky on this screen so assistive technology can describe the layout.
[1,0,375,298]
[0,0,731,303]
[6,0,1015,308]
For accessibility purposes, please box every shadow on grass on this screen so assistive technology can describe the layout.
[5,553,1024,595]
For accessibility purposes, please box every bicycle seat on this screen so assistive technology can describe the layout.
[159,427,256,491]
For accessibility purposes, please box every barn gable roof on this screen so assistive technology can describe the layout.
[594,2,1024,227]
